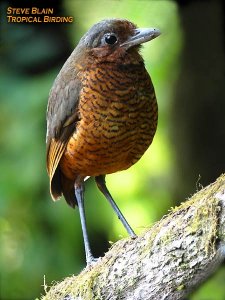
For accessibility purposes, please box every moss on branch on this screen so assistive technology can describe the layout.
[41,174,225,300]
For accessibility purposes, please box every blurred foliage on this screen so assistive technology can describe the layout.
[0,1,224,300]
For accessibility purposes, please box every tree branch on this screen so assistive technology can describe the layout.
[41,174,225,300]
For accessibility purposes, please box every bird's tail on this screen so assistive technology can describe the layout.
[49,167,77,208]
[61,175,77,208]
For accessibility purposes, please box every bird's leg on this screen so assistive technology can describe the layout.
[95,175,136,238]
[74,179,96,264]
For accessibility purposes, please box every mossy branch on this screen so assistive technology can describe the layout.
[41,174,225,300]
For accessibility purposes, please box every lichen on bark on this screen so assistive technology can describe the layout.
[41,174,225,300]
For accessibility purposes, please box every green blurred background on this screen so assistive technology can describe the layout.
[0,0,224,299]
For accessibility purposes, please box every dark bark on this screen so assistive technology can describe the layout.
[171,0,225,198]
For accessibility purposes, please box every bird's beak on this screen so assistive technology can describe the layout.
[120,28,161,49]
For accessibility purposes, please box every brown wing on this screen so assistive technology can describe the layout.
[46,62,82,201]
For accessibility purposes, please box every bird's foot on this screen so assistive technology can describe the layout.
[130,233,137,239]
[86,255,100,266]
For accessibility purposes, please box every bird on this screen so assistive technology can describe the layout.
[46,18,160,264]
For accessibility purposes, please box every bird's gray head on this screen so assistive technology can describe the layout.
[75,19,160,62]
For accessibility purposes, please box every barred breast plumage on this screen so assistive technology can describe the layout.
[59,63,157,179]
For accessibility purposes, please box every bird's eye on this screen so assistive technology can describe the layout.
[104,33,118,45]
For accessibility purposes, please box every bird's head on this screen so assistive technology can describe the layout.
[76,19,161,64]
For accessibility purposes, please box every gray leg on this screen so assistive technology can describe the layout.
[95,175,136,238]
[75,181,95,264]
